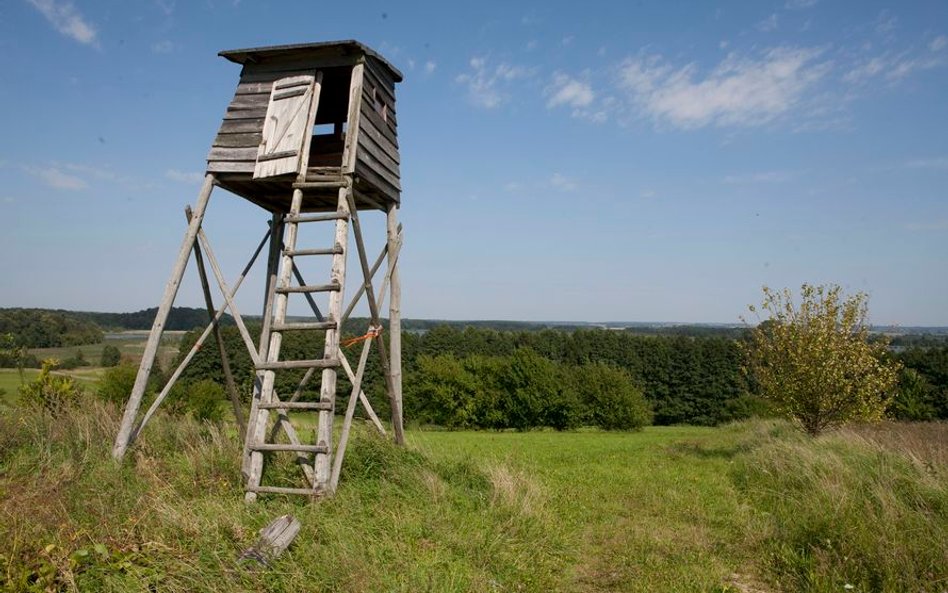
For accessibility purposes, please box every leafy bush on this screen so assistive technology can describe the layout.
[18,359,83,412]
[100,344,122,367]
[184,379,225,423]
[741,284,901,435]
[97,364,139,405]
[572,363,652,430]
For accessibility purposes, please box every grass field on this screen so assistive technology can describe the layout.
[26,331,183,369]
[1,400,944,592]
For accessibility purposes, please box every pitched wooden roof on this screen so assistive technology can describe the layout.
[218,40,403,82]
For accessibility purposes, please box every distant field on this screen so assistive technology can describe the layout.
[26,331,184,369]
[0,367,106,407]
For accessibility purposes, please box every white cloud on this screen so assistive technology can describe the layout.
[550,173,578,192]
[561,35,575,47]
[756,13,779,32]
[875,10,898,35]
[640,189,657,199]
[25,166,88,190]
[905,156,948,170]
[424,60,437,74]
[785,0,818,9]
[929,35,948,52]
[617,47,829,129]
[723,170,795,184]
[844,50,946,84]
[456,57,529,109]
[27,0,98,46]
[166,169,204,183]
[151,40,175,54]
[546,73,594,109]
[526,40,538,52]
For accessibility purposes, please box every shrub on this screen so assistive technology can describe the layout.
[100,344,122,367]
[185,379,225,423]
[573,363,652,430]
[741,284,901,435]
[97,364,139,405]
[18,359,83,412]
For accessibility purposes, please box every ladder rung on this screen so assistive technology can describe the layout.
[257,401,333,411]
[249,443,329,453]
[275,283,340,294]
[284,213,348,224]
[256,358,340,370]
[293,180,347,190]
[271,321,336,332]
[246,485,327,496]
[284,246,343,257]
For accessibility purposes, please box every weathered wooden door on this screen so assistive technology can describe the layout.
[253,74,318,179]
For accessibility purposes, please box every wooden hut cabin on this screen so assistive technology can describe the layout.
[207,40,402,212]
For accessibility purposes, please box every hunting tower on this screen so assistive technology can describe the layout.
[113,41,406,502]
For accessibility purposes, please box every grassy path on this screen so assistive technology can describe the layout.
[411,429,759,592]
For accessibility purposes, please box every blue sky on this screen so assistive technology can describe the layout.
[0,0,946,325]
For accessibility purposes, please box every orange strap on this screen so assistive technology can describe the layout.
[341,325,383,348]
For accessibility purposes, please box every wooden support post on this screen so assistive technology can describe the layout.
[131,227,271,441]
[186,206,246,442]
[387,204,405,445]
[195,228,261,366]
[330,333,375,492]
[345,194,402,445]
[113,173,214,461]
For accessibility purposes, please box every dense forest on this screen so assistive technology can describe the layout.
[0,309,103,348]
[167,323,948,428]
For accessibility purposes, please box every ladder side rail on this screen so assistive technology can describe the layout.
[243,215,284,478]
[245,190,306,502]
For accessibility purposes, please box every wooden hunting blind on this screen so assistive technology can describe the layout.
[209,40,403,211]
[113,40,406,502]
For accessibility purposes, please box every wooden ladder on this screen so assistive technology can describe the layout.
[242,181,352,501]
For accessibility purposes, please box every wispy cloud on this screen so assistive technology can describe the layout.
[723,170,795,184]
[617,47,829,129]
[166,169,204,183]
[931,36,948,52]
[151,40,175,54]
[546,73,594,109]
[24,165,88,190]
[550,172,578,192]
[785,0,818,9]
[875,10,898,35]
[424,60,437,75]
[756,13,779,32]
[844,50,947,84]
[456,57,530,109]
[904,156,948,170]
[27,0,98,46]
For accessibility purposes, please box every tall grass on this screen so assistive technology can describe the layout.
[2,401,944,592]
[0,403,568,592]
[731,421,948,593]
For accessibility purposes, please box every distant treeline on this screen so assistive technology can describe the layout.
[0,309,103,348]
[0,307,233,349]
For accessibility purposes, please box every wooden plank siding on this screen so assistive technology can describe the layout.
[354,57,400,204]
[207,51,400,206]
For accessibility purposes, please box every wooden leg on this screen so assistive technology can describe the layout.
[112,174,215,460]
[387,204,405,445]
[186,206,246,442]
